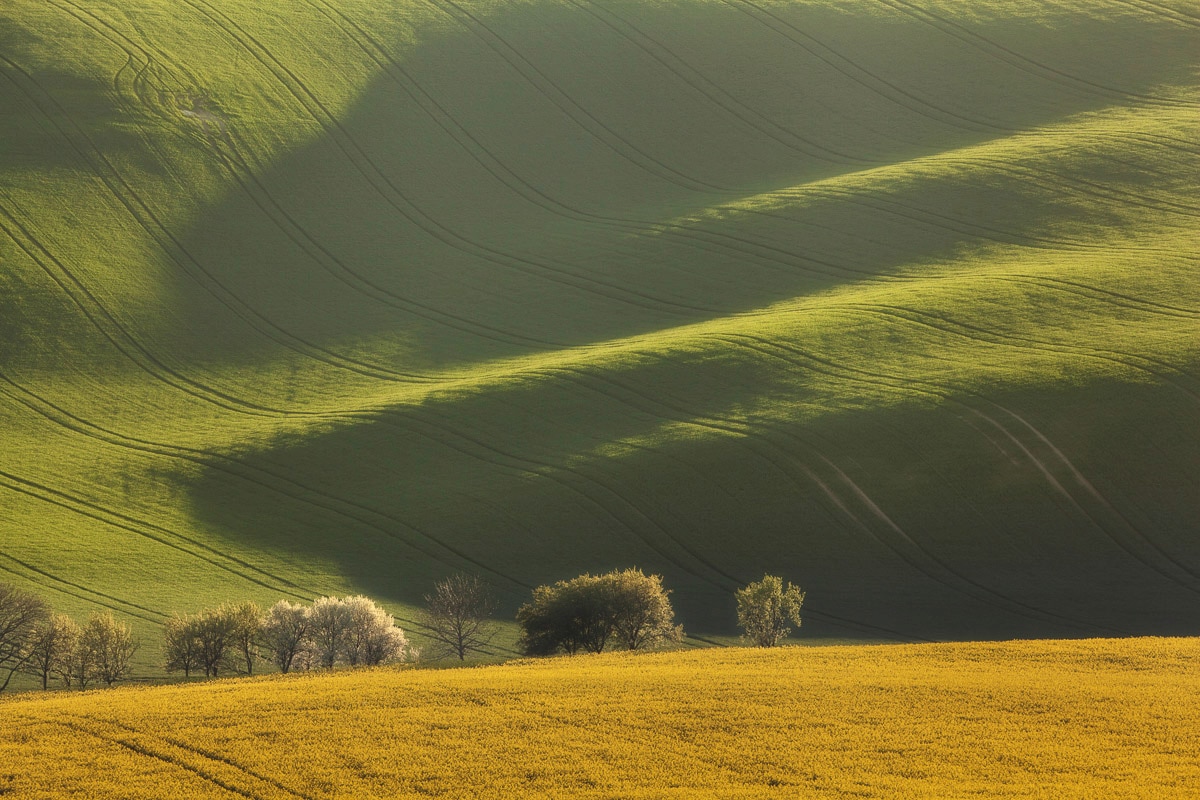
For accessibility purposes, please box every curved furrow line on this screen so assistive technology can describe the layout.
[80,714,317,800]
[878,0,1200,110]
[0,55,447,399]
[745,179,1200,261]
[41,1,546,358]
[486,385,751,520]
[178,0,725,319]
[0,377,330,597]
[725,330,1200,594]
[0,368,533,594]
[932,154,1200,218]
[542,360,1023,623]
[551,356,1119,633]
[722,0,1006,134]
[565,0,879,166]
[392,403,739,590]
[1004,274,1200,318]
[299,0,848,297]
[31,715,270,800]
[998,276,1200,322]
[418,0,734,192]
[0,470,313,602]
[589,355,1129,634]
[990,398,1200,572]
[838,303,1200,404]
[207,124,566,354]
[301,0,970,298]
[0,199,293,420]
[0,552,165,624]
[1108,0,1200,28]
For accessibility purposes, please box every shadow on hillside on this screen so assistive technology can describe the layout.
[177,2,1200,636]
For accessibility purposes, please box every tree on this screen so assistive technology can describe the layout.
[22,614,80,690]
[422,574,497,661]
[307,596,352,669]
[0,582,50,692]
[517,569,683,657]
[226,601,261,675]
[606,569,683,651]
[194,605,239,677]
[79,611,137,686]
[260,600,310,674]
[735,574,805,647]
[342,596,412,666]
[163,614,202,678]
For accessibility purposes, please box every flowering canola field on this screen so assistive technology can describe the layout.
[2,637,1198,798]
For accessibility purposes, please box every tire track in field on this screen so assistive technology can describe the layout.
[723,327,1200,596]
[300,0,859,296]
[839,302,1200,404]
[564,0,878,166]
[22,713,283,800]
[0,369,533,594]
[720,0,1006,134]
[417,0,734,193]
[391,402,740,590]
[1108,0,1200,29]
[0,54,445,405]
[42,0,564,354]
[78,714,317,800]
[0,199,286,420]
[298,0,979,298]
[710,333,1187,619]
[176,0,724,319]
[876,0,1200,110]
[0,468,311,602]
[0,552,165,623]
[546,357,1120,634]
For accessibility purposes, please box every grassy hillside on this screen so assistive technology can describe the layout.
[1,0,1198,657]
[3,638,1199,797]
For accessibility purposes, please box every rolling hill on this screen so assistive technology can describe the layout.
[1,0,1198,656]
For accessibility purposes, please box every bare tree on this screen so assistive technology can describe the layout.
[80,611,137,687]
[260,600,310,674]
[0,582,50,692]
[21,614,80,690]
[423,574,497,661]
[163,614,202,678]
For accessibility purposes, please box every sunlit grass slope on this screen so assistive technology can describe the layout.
[1,0,1198,655]
[3,638,1199,798]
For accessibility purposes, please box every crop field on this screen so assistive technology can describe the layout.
[2,637,1199,798]
[1,0,1198,661]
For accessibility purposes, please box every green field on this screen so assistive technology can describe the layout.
[2,0,1198,665]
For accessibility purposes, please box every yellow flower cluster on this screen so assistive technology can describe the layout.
[2,637,1198,798]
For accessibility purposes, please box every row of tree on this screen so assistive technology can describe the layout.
[0,583,137,691]
[0,570,804,692]
[165,596,414,677]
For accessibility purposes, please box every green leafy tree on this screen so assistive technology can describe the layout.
[80,611,137,686]
[517,569,682,656]
[736,575,805,647]
[163,614,202,678]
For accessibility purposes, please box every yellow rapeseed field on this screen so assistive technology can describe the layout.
[2,638,1198,798]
